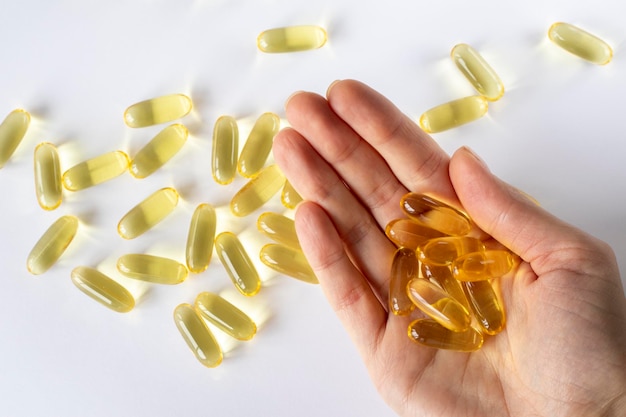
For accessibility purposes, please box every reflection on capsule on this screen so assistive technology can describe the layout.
[230,165,285,217]
[215,232,261,296]
[407,278,471,331]
[389,248,418,316]
[400,193,472,236]
[71,266,135,313]
[130,124,188,179]
[195,292,257,341]
[408,319,483,352]
[212,116,239,185]
[173,303,223,368]
[117,254,188,285]
[257,25,327,53]
[34,142,63,210]
[419,96,488,133]
[451,43,505,101]
[0,109,30,169]
[237,113,280,178]
[117,187,179,239]
[62,150,130,191]
[186,204,216,274]
[27,215,79,275]
[259,243,318,284]
[124,94,192,128]
[548,22,613,65]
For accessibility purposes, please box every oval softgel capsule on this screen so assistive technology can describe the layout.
[27,215,79,275]
[257,25,327,53]
[124,94,192,128]
[548,22,613,65]
[451,44,504,101]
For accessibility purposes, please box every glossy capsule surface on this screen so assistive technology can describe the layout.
[385,218,445,251]
[62,150,129,191]
[257,25,327,53]
[124,94,192,128]
[548,22,613,65]
[389,248,418,315]
[173,303,223,368]
[117,187,178,239]
[215,232,261,296]
[463,280,506,335]
[195,292,257,341]
[0,109,30,169]
[451,43,505,101]
[212,116,239,185]
[34,142,62,210]
[407,278,471,331]
[257,212,300,250]
[281,180,303,209]
[230,164,285,217]
[117,254,188,285]
[27,215,78,275]
[408,319,484,352]
[418,236,485,266]
[421,263,469,310]
[452,250,516,282]
[259,243,318,284]
[71,266,135,313]
[401,193,472,236]
[238,113,280,178]
[186,204,216,273]
[130,124,188,178]
[419,95,488,134]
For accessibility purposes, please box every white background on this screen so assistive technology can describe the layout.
[1,1,625,416]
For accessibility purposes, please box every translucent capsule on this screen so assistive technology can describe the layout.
[34,142,62,210]
[419,96,488,134]
[215,232,261,296]
[408,319,483,352]
[259,243,318,284]
[400,193,472,236]
[27,215,78,275]
[62,150,129,191]
[124,94,193,128]
[389,248,418,316]
[451,43,505,101]
[129,124,188,179]
[281,180,303,209]
[421,263,469,310]
[71,266,135,313]
[257,25,327,53]
[385,218,445,251]
[452,250,516,282]
[407,278,471,332]
[548,22,613,65]
[186,204,216,273]
[195,292,257,341]
[0,109,30,169]
[418,236,485,266]
[117,187,179,239]
[237,112,280,178]
[230,164,285,217]
[117,254,188,285]
[173,303,223,368]
[256,212,300,250]
[211,116,239,185]
[463,280,506,335]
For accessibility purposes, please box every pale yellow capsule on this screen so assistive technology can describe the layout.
[71,266,135,313]
[117,187,179,239]
[27,215,79,275]
[173,303,223,368]
[256,212,301,250]
[259,243,318,284]
[186,204,217,273]
[62,150,130,191]
[129,124,188,178]
[389,247,418,316]
[230,164,285,217]
[237,113,280,178]
[124,94,192,128]
[419,96,488,134]
[0,109,30,169]
[195,292,257,341]
[257,25,327,53]
[34,142,62,210]
[212,116,239,185]
[407,278,471,332]
[451,43,505,101]
[548,22,613,65]
[215,232,261,296]
[117,254,188,285]
[281,180,303,209]
[408,319,483,352]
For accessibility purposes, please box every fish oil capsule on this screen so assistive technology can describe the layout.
[256,212,301,250]
[129,124,188,179]
[117,254,188,285]
[230,164,285,217]
[548,22,613,65]
[451,43,505,101]
[27,215,78,275]
[173,303,223,368]
[400,193,472,236]
[389,248,418,315]
[186,204,216,273]
[117,187,178,239]
[62,150,129,191]
[406,278,471,332]
[408,319,483,352]
[195,292,257,341]
[452,250,517,282]
[124,94,192,128]
[463,280,506,335]
[34,142,62,210]
[259,243,318,284]
[238,112,280,178]
[257,25,327,53]
[215,232,261,296]
[0,109,30,169]
[212,116,239,185]
[418,236,485,266]
[385,218,446,251]
[419,96,488,134]
[421,263,469,310]
[71,266,135,313]
[281,180,303,209]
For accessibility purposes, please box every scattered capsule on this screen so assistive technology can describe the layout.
[421,263,469,310]
[256,212,300,250]
[408,319,484,352]
[186,204,216,273]
[418,236,485,266]
[71,266,135,313]
[406,278,471,332]
[281,180,303,209]
[462,280,506,335]
[34,142,62,210]
[124,94,192,128]
[129,124,188,179]
[173,303,223,368]
[117,187,178,239]
[238,112,280,178]
[215,232,261,296]
[419,95,488,134]
[548,22,613,65]
[389,248,418,316]
[211,116,239,185]
[27,215,78,275]
[452,250,517,282]
[0,109,30,169]
[230,164,285,217]
[117,254,188,285]
[385,218,446,251]
[400,193,472,236]
[195,292,257,341]
[257,25,327,53]
[62,150,130,191]
[259,243,318,284]
[451,43,505,101]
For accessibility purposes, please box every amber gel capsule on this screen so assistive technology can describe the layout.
[259,243,318,284]
[407,278,471,332]
[451,43,505,101]
[230,164,285,217]
[419,96,488,134]
[452,250,516,282]
[418,236,485,266]
[186,204,217,273]
[117,254,188,285]
[124,94,192,128]
[257,25,327,53]
[195,292,257,341]
[130,124,188,178]
[27,215,79,275]
[212,116,239,185]
[117,187,179,239]
[408,319,483,352]
[62,150,129,191]
[34,142,63,210]
[385,218,445,251]
[463,280,506,335]
[215,232,261,296]
[281,180,303,209]
[421,263,469,310]
[257,212,300,250]
[401,193,472,236]
[0,109,30,169]
[71,266,135,313]
[173,303,223,368]
[238,112,280,178]
[389,248,418,316]
[548,22,613,65]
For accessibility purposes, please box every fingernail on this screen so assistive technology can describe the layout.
[326,79,342,97]
[285,90,305,109]
[462,146,489,170]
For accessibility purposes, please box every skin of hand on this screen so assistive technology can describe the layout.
[272,79,626,417]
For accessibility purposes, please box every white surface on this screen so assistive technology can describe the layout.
[1,1,625,416]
